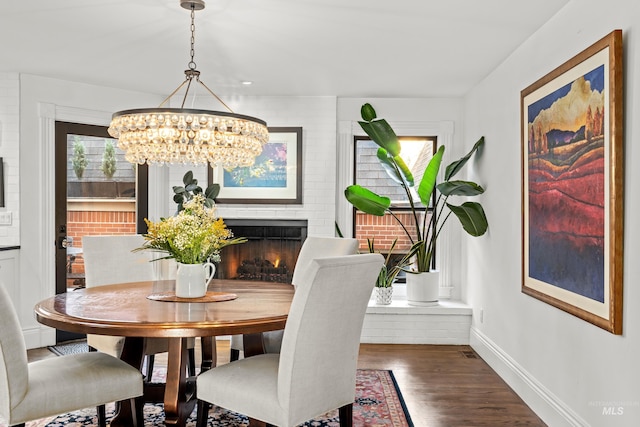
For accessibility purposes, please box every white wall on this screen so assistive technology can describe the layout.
[464,1,640,426]
[0,73,19,246]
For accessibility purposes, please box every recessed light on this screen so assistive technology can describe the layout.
[241,81,253,85]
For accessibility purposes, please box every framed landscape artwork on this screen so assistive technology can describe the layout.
[521,30,623,334]
[209,127,302,204]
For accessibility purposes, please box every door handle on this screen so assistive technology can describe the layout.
[58,236,69,250]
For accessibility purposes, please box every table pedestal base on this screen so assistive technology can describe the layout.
[112,336,219,427]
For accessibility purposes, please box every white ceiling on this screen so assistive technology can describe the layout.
[0,0,569,98]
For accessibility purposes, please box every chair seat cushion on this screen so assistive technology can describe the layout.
[197,354,284,425]
[10,352,142,424]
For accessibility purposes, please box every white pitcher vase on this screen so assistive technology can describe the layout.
[175,262,215,298]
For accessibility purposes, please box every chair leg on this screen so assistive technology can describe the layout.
[188,347,196,376]
[145,354,155,380]
[131,396,144,427]
[97,403,106,427]
[230,348,240,361]
[196,399,211,427]
[338,403,353,427]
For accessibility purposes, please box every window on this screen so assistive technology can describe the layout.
[352,136,437,270]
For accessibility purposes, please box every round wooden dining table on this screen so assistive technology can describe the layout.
[34,278,294,427]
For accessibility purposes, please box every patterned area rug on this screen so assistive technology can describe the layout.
[47,340,89,356]
[12,369,412,426]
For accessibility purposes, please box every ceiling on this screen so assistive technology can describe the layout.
[0,0,569,98]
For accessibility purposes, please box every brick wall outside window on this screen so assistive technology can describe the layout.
[355,210,431,253]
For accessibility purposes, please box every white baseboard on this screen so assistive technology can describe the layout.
[470,327,587,427]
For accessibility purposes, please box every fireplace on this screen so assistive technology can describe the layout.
[217,219,308,283]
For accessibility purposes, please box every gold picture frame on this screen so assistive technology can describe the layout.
[521,30,624,334]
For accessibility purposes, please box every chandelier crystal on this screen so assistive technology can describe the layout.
[108,0,268,169]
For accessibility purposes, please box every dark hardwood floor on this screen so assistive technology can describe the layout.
[29,341,546,426]
[357,344,546,426]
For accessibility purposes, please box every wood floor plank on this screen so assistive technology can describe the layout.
[357,344,546,426]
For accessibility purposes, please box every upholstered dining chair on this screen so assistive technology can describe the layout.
[229,236,360,361]
[0,284,143,427]
[82,234,197,380]
[196,253,383,427]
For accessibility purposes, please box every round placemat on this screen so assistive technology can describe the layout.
[147,291,238,303]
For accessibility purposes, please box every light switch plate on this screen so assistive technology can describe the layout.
[0,211,12,225]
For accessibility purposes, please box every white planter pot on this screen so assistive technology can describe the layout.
[175,262,215,298]
[374,286,394,305]
[406,270,439,306]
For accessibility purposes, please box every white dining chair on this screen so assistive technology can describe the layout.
[229,236,359,360]
[82,234,196,379]
[0,283,143,427]
[196,253,383,427]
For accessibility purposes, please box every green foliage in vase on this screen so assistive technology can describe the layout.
[138,194,246,264]
[367,238,404,288]
[172,170,220,213]
[345,103,489,273]
[71,136,88,179]
[100,139,117,179]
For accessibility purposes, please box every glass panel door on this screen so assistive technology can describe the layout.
[54,121,148,342]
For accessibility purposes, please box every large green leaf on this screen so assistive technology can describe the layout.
[183,170,194,185]
[417,145,445,206]
[447,201,488,236]
[377,148,414,186]
[344,185,391,216]
[358,119,401,157]
[205,183,220,200]
[361,103,377,122]
[437,180,485,196]
[444,136,485,180]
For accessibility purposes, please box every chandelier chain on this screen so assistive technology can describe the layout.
[188,5,197,70]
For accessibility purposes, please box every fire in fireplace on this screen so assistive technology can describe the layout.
[217,219,308,283]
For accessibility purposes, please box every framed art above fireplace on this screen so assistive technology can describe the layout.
[208,127,303,204]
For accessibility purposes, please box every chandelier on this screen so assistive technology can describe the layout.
[107,0,269,169]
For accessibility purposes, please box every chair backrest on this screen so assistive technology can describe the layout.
[277,253,383,425]
[0,284,29,419]
[83,235,156,287]
[290,236,359,288]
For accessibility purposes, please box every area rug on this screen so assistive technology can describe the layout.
[10,369,412,426]
[47,340,89,356]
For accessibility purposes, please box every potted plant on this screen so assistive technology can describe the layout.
[100,139,117,179]
[71,137,88,179]
[345,103,488,305]
[136,192,246,298]
[368,238,404,305]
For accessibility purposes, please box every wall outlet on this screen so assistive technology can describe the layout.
[480,308,484,323]
[0,211,12,226]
